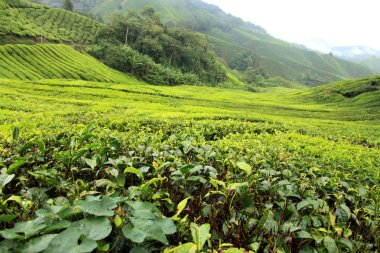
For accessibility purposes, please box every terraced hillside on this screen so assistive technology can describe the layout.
[0,0,103,43]
[0,44,137,83]
[301,76,380,108]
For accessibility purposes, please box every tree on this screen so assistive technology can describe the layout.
[94,8,225,85]
[63,0,73,12]
[229,50,256,71]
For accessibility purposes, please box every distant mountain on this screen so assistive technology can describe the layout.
[332,46,380,73]
[332,46,380,58]
[37,0,375,85]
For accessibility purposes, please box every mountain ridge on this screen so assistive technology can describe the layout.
[332,46,380,72]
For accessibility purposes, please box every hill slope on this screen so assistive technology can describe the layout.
[0,0,103,43]
[0,44,137,83]
[39,0,375,85]
[300,76,380,109]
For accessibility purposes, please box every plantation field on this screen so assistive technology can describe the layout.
[0,74,379,252]
[0,0,102,43]
[0,44,137,83]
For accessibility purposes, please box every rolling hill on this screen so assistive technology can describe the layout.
[0,44,138,83]
[302,75,380,109]
[39,0,375,85]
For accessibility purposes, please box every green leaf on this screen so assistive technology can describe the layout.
[43,220,71,233]
[130,247,150,253]
[297,199,319,211]
[5,195,23,205]
[114,215,123,228]
[44,217,111,253]
[117,173,126,187]
[296,230,313,239]
[236,161,252,175]
[187,176,207,184]
[75,196,117,216]
[210,178,226,189]
[122,217,175,245]
[124,167,144,180]
[173,197,191,218]
[323,236,339,253]
[299,245,318,253]
[227,182,248,190]
[249,242,261,252]
[126,201,159,219]
[277,237,291,253]
[190,223,210,251]
[95,179,115,188]
[1,219,47,239]
[0,214,18,222]
[165,242,197,253]
[36,140,45,153]
[7,159,27,174]
[0,174,15,189]
[336,204,351,223]
[20,234,57,253]
[122,223,146,243]
[257,210,278,234]
[84,158,97,170]
[72,149,87,163]
[156,218,177,235]
[337,238,353,251]
[20,142,38,154]
[179,165,195,174]
[12,127,19,141]
[73,217,112,241]
[98,243,110,252]
[44,232,97,253]
[224,249,246,253]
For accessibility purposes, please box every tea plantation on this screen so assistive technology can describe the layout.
[0,44,136,83]
[0,66,379,252]
[0,0,102,43]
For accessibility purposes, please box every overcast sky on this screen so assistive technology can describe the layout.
[202,0,380,52]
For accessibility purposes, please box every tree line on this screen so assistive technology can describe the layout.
[88,7,227,86]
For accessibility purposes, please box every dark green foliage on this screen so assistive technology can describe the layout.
[62,0,73,11]
[95,10,226,84]
[229,50,258,72]
[87,42,200,85]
